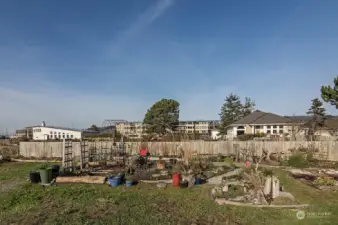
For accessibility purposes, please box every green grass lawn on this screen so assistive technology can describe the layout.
[0,162,337,225]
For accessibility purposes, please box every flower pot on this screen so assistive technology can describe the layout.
[126,180,134,187]
[51,165,60,179]
[108,176,121,187]
[157,162,166,170]
[39,168,52,184]
[195,177,202,185]
[29,171,41,184]
[172,172,181,187]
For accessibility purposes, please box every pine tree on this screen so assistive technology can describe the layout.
[219,94,255,134]
[306,98,326,137]
[321,76,338,109]
[242,97,256,117]
[307,98,326,117]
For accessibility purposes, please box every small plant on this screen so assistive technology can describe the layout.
[224,157,234,165]
[262,168,274,177]
[224,185,245,199]
[314,177,336,186]
[287,153,309,168]
[38,163,50,170]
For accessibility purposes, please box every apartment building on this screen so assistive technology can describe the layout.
[115,121,144,139]
[177,120,219,134]
[115,120,219,138]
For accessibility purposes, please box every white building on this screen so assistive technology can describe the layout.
[31,122,82,140]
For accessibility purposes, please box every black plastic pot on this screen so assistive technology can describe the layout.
[51,165,60,179]
[180,180,188,188]
[29,171,41,184]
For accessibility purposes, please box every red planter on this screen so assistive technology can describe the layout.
[172,172,181,187]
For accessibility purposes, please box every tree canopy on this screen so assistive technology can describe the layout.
[88,124,100,131]
[219,94,255,134]
[321,76,338,109]
[143,99,180,135]
[307,98,326,117]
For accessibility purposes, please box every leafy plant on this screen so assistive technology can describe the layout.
[37,163,50,170]
[262,168,274,177]
[224,185,245,199]
[287,153,309,168]
[314,177,336,186]
[224,157,234,165]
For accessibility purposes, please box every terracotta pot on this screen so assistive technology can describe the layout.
[157,162,166,170]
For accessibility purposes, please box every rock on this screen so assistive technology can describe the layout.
[207,168,243,185]
[182,174,195,187]
[229,196,245,202]
[324,170,338,179]
[160,171,169,176]
[222,180,245,187]
[263,176,272,195]
[222,185,229,192]
[211,186,223,198]
[271,176,280,199]
[288,169,317,180]
[157,182,167,189]
[152,174,161,178]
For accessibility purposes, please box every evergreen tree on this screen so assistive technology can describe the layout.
[143,99,179,135]
[321,76,338,109]
[242,97,256,117]
[219,94,255,134]
[307,98,326,117]
[306,98,326,137]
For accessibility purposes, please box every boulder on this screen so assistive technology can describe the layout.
[271,176,280,199]
[288,169,317,180]
[263,176,272,195]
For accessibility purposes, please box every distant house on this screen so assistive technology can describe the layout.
[226,110,293,139]
[285,115,338,139]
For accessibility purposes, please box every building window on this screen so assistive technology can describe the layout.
[279,125,283,129]
[267,130,271,134]
[66,134,69,138]
[71,135,73,138]
[50,131,53,134]
[273,130,277,134]
[273,125,277,128]
[62,133,65,138]
[279,130,283,134]
[266,126,271,129]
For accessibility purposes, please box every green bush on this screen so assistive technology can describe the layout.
[287,153,309,168]
[314,177,336,186]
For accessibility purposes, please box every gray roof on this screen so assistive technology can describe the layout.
[231,110,291,125]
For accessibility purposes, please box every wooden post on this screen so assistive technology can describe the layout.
[80,139,84,170]
[62,139,65,168]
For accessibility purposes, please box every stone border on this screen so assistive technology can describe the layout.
[215,198,309,208]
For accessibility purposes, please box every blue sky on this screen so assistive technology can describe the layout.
[1,0,338,131]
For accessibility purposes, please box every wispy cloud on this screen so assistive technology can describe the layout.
[109,0,174,56]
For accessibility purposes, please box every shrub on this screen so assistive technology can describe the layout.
[314,177,336,186]
[287,153,309,168]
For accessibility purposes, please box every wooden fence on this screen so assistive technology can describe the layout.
[19,141,338,161]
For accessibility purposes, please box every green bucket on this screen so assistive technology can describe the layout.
[39,168,52,184]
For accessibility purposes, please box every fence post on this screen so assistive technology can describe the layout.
[62,139,65,168]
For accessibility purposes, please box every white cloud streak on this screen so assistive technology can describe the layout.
[109,0,174,56]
